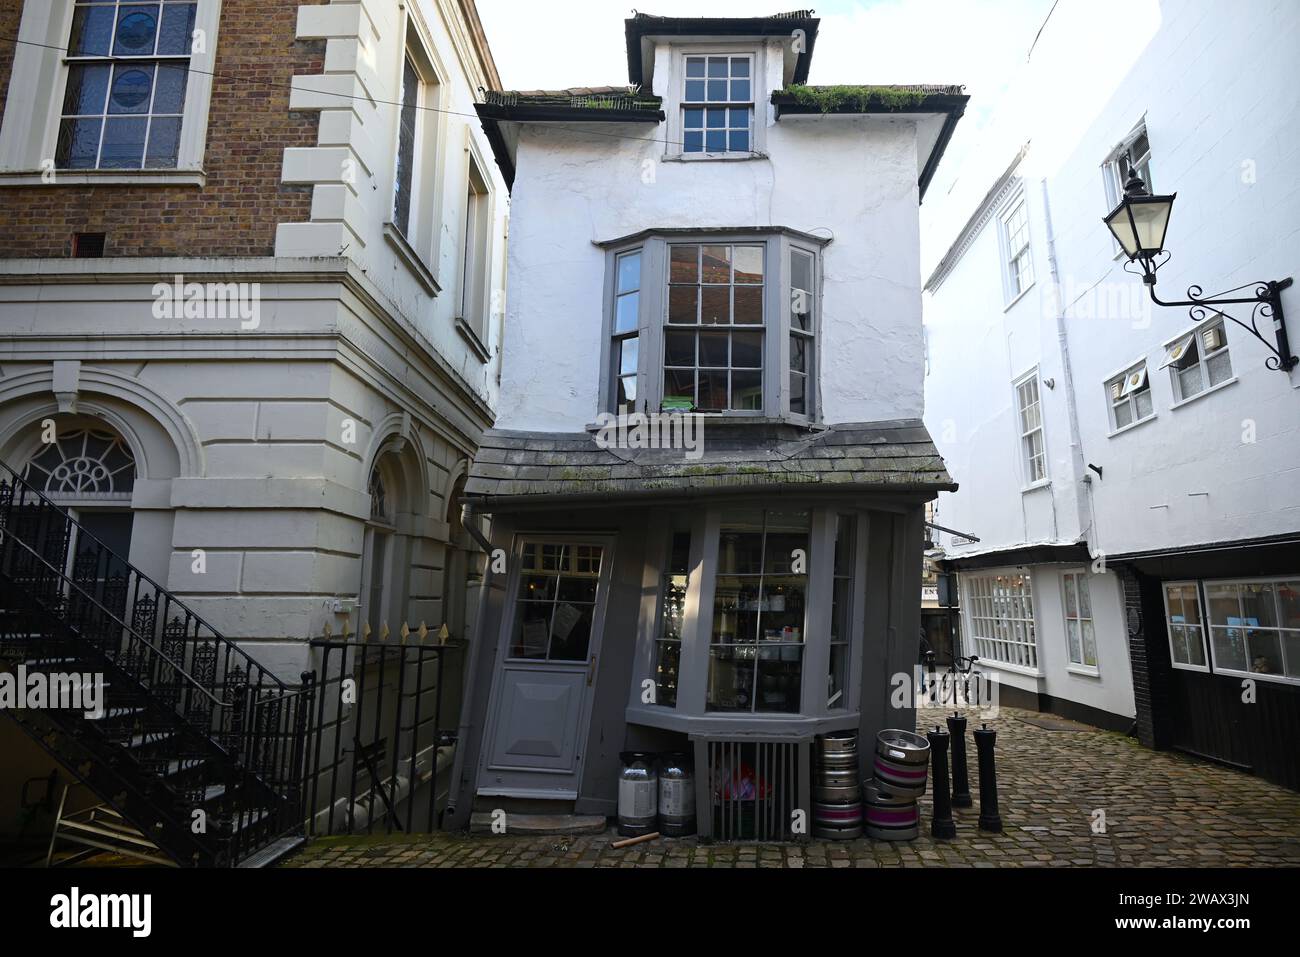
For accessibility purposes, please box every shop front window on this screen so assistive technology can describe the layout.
[708,508,809,713]
[653,531,691,707]
[828,514,855,708]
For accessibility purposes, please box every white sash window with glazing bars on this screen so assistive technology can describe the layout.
[965,572,1038,670]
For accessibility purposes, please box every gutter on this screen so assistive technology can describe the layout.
[443,499,496,828]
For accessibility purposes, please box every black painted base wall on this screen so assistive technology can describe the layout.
[1117,536,1300,793]
[993,682,1134,733]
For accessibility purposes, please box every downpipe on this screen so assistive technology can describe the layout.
[443,500,494,828]
[1040,178,1094,550]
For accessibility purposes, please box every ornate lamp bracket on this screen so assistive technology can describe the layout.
[1126,256,1297,372]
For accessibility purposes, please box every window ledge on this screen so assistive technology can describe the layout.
[1107,413,1157,439]
[1170,375,1238,410]
[625,704,860,736]
[662,151,771,163]
[455,317,492,364]
[1021,479,1051,494]
[584,414,826,431]
[1208,666,1300,688]
[1170,661,1211,674]
[976,659,1045,679]
[1003,281,1035,312]
[0,169,206,188]
[1066,664,1101,678]
[383,223,440,297]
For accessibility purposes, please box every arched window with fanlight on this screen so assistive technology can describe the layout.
[20,421,138,611]
[24,426,136,503]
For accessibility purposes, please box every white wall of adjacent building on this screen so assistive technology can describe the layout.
[921,0,1300,718]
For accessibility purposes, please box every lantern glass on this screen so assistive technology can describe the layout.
[1105,193,1175,259]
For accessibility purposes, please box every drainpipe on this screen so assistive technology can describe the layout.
[443,499,494,829]
[1039,178,1094,552]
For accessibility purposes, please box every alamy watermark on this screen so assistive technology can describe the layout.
[152,274,261,329]
[593,407,704,461]
[0,665,105,719]
[891,665,1000,718]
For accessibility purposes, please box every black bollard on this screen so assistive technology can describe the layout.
[974,723,1003,833]
[947,711,972,808]
[927,725,956,839]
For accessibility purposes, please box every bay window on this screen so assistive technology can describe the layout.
[653,530,691,707]
[827,514,856,708]
[789,247,816,417]
[611,249,642,408]
[708,508,809,714]
[664,243,765,412]
[602,229,828,420]
[631,503,869,726]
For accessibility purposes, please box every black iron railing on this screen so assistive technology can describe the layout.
[305,637,453,837]
[0,459,311,865]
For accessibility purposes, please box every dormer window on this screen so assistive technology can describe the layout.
[682,55,753,155]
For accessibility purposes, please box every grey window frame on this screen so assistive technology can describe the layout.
[628,503,869,724]
[598,231,824,422]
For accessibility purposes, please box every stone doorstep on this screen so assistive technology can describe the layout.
[468,812,608,836]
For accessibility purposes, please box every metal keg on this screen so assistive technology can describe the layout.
[657,752,696,837]
[813,731,863,837]
[812,800,864,840]
[873,729,930,797]
[863,781,920,841]
[617,751,658,837]
[814,765,861,803]
[816,731,859,768]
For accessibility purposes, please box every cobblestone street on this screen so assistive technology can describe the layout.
[279,707,1300,868]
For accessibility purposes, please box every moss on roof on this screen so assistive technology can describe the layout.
[775,84,962,113]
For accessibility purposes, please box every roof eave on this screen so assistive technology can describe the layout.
[770,92,969,201]
[475,103,666,193]
[625,15,821,88]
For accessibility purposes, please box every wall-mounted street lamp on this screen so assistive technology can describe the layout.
[1105,173,1297,372]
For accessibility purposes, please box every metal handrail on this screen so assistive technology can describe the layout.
[0,519,228,711]
[0,458,289,695]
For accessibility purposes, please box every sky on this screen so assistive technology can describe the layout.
[475,0,1060,261]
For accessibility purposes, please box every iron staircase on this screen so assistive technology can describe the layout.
[0,459,313,867]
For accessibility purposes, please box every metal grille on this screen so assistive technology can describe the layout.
[695,737,810,842]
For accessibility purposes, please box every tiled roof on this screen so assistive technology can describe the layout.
[465,419,955,504]
[480,88,663,110]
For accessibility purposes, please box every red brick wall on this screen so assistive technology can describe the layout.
[0,0,327,258]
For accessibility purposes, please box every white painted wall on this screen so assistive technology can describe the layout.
[926,0,1300,562]
[278,0,510,410]
[923,0,1300,719]
[495,39,928,433]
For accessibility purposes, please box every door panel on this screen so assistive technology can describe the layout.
[478,538,612,797]
[487,668,585,769]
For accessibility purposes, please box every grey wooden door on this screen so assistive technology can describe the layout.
[478,539,613,799]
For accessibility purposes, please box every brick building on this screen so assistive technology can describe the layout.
[0,0,509,852]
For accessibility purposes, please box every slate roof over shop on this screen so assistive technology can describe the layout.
[465,419,956,504]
